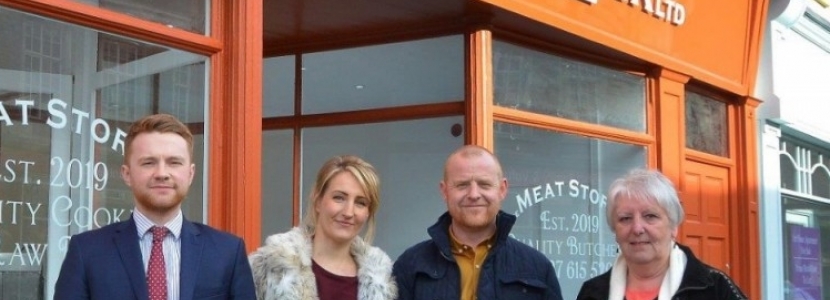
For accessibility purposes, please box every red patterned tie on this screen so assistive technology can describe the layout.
[147,226,168,300]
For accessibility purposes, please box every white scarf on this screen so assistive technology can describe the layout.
[608,242,687,300]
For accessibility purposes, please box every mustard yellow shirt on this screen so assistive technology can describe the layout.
[449,229,495,300]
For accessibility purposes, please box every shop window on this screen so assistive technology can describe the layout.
[261,129,294,241]
[0,7,208,299]
[73,0,207,35]
[297,117,464,258]
[812,144,830,198]
[780,141,799,190]
[777,134,830,299]
[780,137,830,197]
[684,90,728,156]
[263,56,295,118]
[781,195,830,300]
[260,36,466,261]
[495,121,646,300]
[492,40,646,132]
[814,171,830,199]
[300,35,464,115]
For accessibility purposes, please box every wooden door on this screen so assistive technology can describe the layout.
[680,161,732,275]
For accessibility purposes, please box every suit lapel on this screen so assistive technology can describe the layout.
[179,219,204,300]
[114,218,149,300]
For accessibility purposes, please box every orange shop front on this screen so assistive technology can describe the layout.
[0,0,766,299]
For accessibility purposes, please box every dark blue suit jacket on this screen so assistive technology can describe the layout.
[54,217,256,300]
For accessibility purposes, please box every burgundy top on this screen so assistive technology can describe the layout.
[312,259,358,300]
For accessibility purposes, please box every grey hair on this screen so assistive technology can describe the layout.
[605,169,684,230]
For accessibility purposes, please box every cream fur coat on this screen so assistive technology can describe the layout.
[248,227,397,300]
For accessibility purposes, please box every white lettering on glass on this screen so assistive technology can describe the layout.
[515,179,606,216]
[28,98,127,154]
[2,97,133,262]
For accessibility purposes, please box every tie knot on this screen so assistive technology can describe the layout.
[151,226,168,242]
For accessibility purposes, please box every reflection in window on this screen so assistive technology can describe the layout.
[23,21,62,75]
[73,0,207,34]
[685,91,728,156]
[493,40,646,132]
[98,35,167,70]
[0,6,208,299]
[494,122,646,300]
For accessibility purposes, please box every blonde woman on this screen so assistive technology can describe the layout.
[249,155,396,300]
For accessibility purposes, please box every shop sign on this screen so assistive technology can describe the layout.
[789,225,823,300]
[577,0,687,26]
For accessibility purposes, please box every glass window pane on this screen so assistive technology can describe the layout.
[302,36,464,114]
[780,140,799,191]
[263,56,295,117]
[495,122,646,300]
[300,116,464,258]
[685,91,728,156]
[0,7,208,299]
[73,0,207,34]
[779,136,830,198]
[261,129,294,242]
[493,40,646,132]
[813,171,830,199]
[782,196,829,300]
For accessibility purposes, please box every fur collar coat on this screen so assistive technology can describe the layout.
[248,227,397,300]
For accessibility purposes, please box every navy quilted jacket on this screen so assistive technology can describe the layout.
[393,211,564,300]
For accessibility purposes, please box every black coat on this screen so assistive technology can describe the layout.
[393,211,564,300]
[575,243,747,300]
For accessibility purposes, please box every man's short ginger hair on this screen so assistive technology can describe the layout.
[123,114,194,163]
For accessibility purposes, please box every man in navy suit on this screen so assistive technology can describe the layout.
[54,114,256,300]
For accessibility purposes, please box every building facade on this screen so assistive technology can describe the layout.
[757,0,830,299]
[0,0,767,299]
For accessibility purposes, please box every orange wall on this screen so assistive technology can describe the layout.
[480,0,764,94]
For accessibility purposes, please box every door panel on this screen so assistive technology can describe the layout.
[681,161,732,275]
